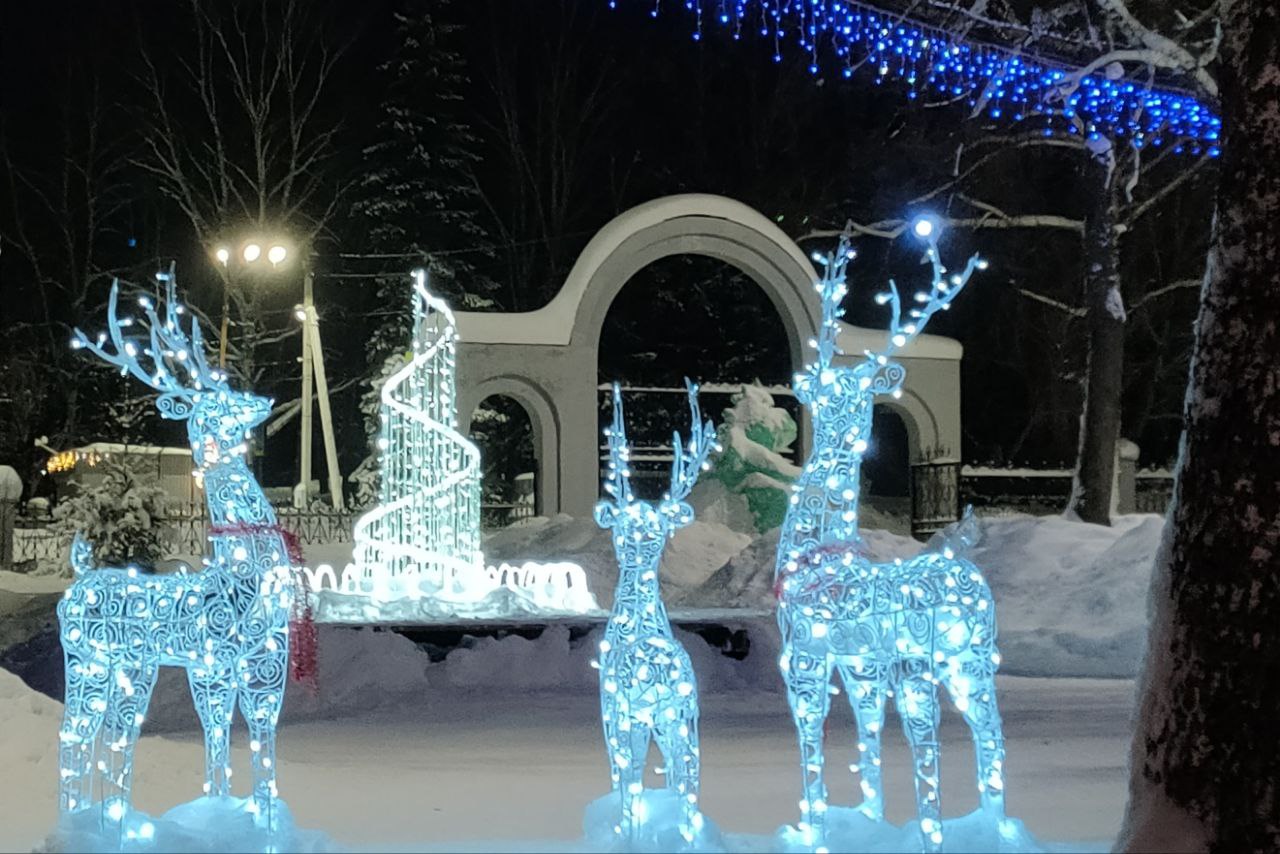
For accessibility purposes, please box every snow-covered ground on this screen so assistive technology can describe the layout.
[1,625,1132,853]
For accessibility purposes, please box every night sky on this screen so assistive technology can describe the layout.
[0,0,1212,492]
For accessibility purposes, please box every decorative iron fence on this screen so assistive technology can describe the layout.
[12,504,362,565]
[910,460,962,538]
[481,502,536,530]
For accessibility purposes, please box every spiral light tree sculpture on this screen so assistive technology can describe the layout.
[594,381,719,847]
[58,269,294,843]
[352,270,485,603]
[775,220,1010,853]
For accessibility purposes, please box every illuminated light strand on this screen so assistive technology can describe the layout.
[593,380,720,845]
[351,270,487,602]
[774,221,1008,852]
[344,272,598,616]
[609,0,1221,154]
[58,269,294,835]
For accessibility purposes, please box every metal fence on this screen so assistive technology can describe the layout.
[12,503,363,566]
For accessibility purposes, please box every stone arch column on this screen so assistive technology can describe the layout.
[459,375,562,518]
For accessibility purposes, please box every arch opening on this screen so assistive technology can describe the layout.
[597,255,800,500]
[470,394,537,529]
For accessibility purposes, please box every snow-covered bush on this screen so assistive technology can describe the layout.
[707,384,802,532]
[44,459,170,574]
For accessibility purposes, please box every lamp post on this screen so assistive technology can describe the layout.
[210,236,344,510]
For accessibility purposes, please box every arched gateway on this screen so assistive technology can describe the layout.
[455,194,962,518]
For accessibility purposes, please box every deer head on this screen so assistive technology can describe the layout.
[794,218,987,452]
[594,381,718,571]
[72,266,274,470]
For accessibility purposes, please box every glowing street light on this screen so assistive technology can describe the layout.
[215,247,230,266]
[243,243,262,263]
[268,244,288,266]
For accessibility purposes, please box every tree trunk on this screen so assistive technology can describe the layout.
[1118,3,1280,850]
[1069,153,1125,525]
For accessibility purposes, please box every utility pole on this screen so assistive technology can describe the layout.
[298,265,315,507]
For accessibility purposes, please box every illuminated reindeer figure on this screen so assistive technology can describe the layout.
[776,221,1005,852]
[58,270,293,834]
[593,381,718,846]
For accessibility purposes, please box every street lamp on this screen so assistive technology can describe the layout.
[207,235,342,511]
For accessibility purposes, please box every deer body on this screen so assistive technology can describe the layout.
[775,227,1005,852]
[57,274,292,832]
[594,382,717,847]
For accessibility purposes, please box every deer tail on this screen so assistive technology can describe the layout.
[69,532,94,576]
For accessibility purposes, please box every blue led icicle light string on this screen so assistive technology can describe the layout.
[608,0,1221,155]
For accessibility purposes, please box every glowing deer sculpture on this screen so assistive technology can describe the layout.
[776,220,1006,853]
[58,270,294,836]
[594,381,718,847]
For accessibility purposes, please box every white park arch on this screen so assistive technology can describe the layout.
[455,194,962,518]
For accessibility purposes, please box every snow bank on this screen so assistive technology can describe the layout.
[958,513,1162,678]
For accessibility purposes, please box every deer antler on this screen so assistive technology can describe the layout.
[602,383,635,509]
[810,231,858,371]
[666,379,718,503]
[72,265,225,400]
[872,219,987,360]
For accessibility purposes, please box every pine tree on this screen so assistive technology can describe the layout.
[352,0,496,365]
[349,0,496,497]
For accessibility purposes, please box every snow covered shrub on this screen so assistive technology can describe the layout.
[46,459,170,574]
[709,384,802,532]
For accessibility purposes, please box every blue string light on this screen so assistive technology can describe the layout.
[593,380,719,846]
[610,0,1221,154]
[59,270,295,840]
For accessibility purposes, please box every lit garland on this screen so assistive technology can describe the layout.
[609,0,1221,154]
[774,221,1010,852]
[58,269,296,837]
[593,380,719,845]
[351,270,486,602]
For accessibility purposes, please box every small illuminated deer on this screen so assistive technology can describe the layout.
[776,221,1005,852]
[58,270,293,833]
[593,380,718,846]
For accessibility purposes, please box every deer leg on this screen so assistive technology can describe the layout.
[838,664,889,821]
[59,644,109,815]
[187,667,237,798]
[942,664,1007,817]
[237,644,289,830]
[656,711,702,843]
[783,644,833,850]
[895,673,944,853]
[616,720,652,844]
[99,660,158,823]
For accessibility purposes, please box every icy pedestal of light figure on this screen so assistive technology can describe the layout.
[584,790,724,853]
[320,271,598,621]
[777,806,1041,854]
[51,796,335,854]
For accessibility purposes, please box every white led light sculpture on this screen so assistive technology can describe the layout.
[594,381,718,846]
[59,270,294,836]
[775,224,1007,853]
[352,270,485,602]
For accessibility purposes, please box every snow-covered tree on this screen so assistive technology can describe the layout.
[1119,2,1280,848]
[351,0,496,362]
[47,460,169,575]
